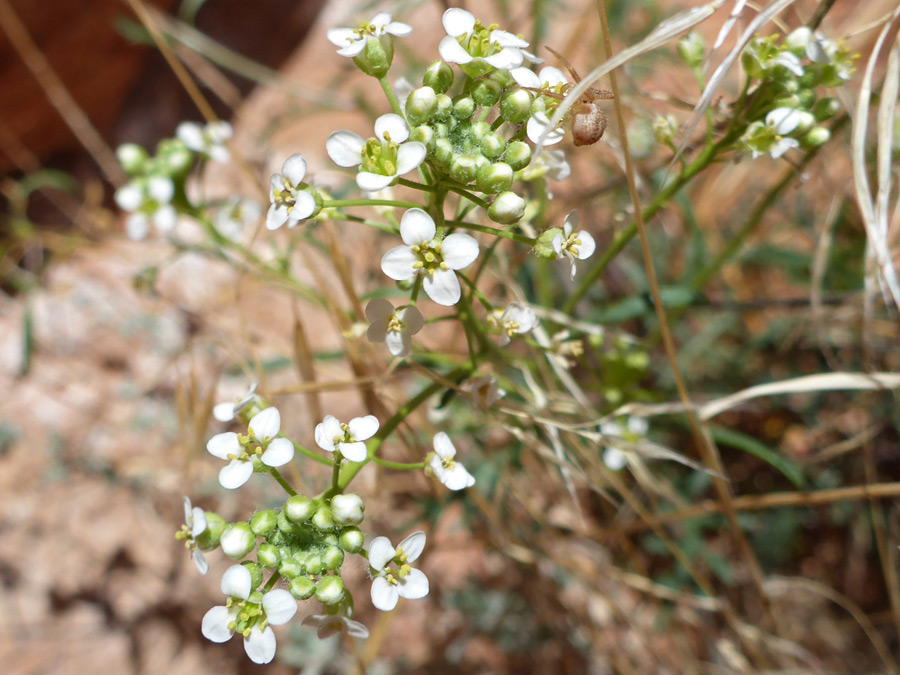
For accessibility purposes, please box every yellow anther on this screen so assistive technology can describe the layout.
[412,261,424,269]
[440,262,448,270]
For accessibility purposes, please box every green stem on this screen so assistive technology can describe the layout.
[323,198,421,210]
[445,219,535,245]
[439,183,491,210]
[263,571,281,592]
[269,467,297,496]
[292,440,333,466]
[371,457,427,470]
[331,452,343,494]
[379,76,404,116]
[397,177,438,193]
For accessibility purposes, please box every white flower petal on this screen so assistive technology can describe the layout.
[575,231,595,259]
[315,415,342,452]
[148,176,174,203]
[207,432,240,459]
[125,214,149,241]
[262,589,297,625]
[191,507,207,537]
[442,462,475,490]
[540,66,569,87]
[371,576,399,611]
[370,12,391,31]
[400,208,436,245]
[266,204,289,230]
[348,415,379,442]
[433,432,456,460]
[441,233,479,270]
[442,8,476,37]
[153,205,177,232]
[219,460,254,489]
[192,549,209,575]
[339,441,368,462]
[337,40,367,57]
[176,121,204,151]
[490,29,529,48]
[287,190,316,223]
[326,130,365,167]
[766,107,802,135]
[345,618,370,639]
[398,306,425,334]
[115,183,143,211]
[510,67,541,88]
[423,268,461,306]
[261,437,294,467]
[183,497,193,525]
[249,407,280,440]
[367,537,396,571]
[367,320,389,343]
[201,605,235,643]
[564,210,579,231]
[439,36,473,64]
[385,330,411,356]
[628,416,649,435]
[213,402,236,422]
[327,27,357,48]
[381,246,418,280]
[221,564,252,599]
[397,568,429,599]
[397,531,426,562]
[527,112,565,145]
[357,171,396,192]
[604,447,627,471]
[386,21,412,37]
[281,153,307,186]
[244,625,276,664]
[374,114,409,143]
[485,47,523,70]
[365,297,395,323]
[395,142,426,175]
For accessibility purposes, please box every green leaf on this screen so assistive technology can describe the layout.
[708,424,805,489]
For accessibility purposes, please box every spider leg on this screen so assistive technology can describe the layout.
[545,46,581,84]
[521,86,566,102]
[590,88,615,101]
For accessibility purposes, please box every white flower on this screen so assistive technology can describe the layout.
[214,197,262,241]
[302,614,370,639]
[368,531,429,611]
[326,12,411,58]
[773,50,804,76]
[206,407,295,489]
[365,298,425,357]
[202,565,297,665]
[178,496,209,575]
[763,107,810,158]
[176,120,232,163]
[511,66,570,146]
[552,211,596,279]
[115,176,177,240]
[213,382,259,423]
[460,375,505,408]
[267,154,317,230]
[487,302,538,345]
[327,114,426,192]
[600,416,649,471]
[381,208,479,306]
[439,9,537,73]
[314,414,379,463]
[428,432,475,491]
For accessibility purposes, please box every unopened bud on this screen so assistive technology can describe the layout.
[488,191,525,225]
[472,79,502,107]
[480,133,505,159]
[257,543,280,569]
[432,94,453,121]
[279,556,303,579]
[410,125,435,148]
[312,505,335,531]
[220,522,255,560]
[315,576,345,605]
[433,138,454,166]
[331,493,365,525]
[406,87,437,126]
[450,155,479,184]
[323,546,345,571]
[677,32,705,67]
[477,162,514,194]
[305,554,323,575]
[289,576,316,600]
[504,141,532,170]
[116,143,148,174]
[196,512,226,551]
[285,495,315,523]
[423,61,454,93]
[339,526,364,553]
[803,126,831,147]
[452,97,476,121]
[250,509,278,537]
[500,90,533,123]
[813,96,840,121]
[243,562,263,589]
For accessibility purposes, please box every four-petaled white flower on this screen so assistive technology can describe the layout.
[600,416,649,471]
[302,613,370,640]
[115,176,177,241]
[206,407,295,489]
[327,12,412,57]
[460,375,505,408]
[213,382,260,423]
[764,107,803,158]
[552,211,596,279]
[202,564,297,665]
[439,9,537,74]
[428,432,475,491]
[327,114,426,192]
[381,208,479,306]
[314,414,379,463]
[267,154,317,230]
[511,66,569,146]
[178,496,209,575]
[176,120,232,163]
[368,531,429,611]
[365,298,425,357]
[214,197,262,241]
[487,302,538,345]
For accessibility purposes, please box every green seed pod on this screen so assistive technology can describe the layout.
[284,495,315,523]
[257,542,280,569]
[423,60,454,93]
[813,96,840,121]
[116,143,149,174]
[472,79,502,107]
[432,94,453,121]
[278,556,303,579]
[242,562,263,589]
[220,522,255,560]
[450,155,479,184]
[305,553,323,575]
[500,89,533,123]
[504,141,532,171]
[352,35,394,78]
[452,97,476,121]
[289,576,316,600]
[803,126,831,148]
[315,576,345,605]
[476,162,514,194]
[406,87,438,126]
[488,191,526,225]
[312,505,335,531]
[250,509,278,537]
[339,526,364,553]
[322,546,345,571]
[677,32,705,67]
[196,512,226,551]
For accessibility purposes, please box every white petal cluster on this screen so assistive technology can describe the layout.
[176,120,232,163]
[439,9,536,72]
[381,208,479,306]
[552,211,596,279]
[327,12,411,57]
[365,298,425,357]
[206,407,295,489]
[315,414,379,463]
[368,532,430,611]
[327,114,426,191]
[600,416,649,471]
[487,302,538,345]
[181,496,209,574]
[428,432,475,491]
[302,613,370,639]
[114,176,177,241]
[267,154,317,230]
[202,565,297,665]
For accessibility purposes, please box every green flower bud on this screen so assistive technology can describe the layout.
[116,143,149,174]
[289,576,316,600]
[305,553,323,575]
[802,126,831,148]
[813,96,840,121]
[268,529,286,547]
[652,114,679,147]
[331,493,365,526]
[472,79,502,107]
[796,88,817,109]
[277,509,302,536]
[433,138,454,166]
[477,162,514,194]
[489,69,513,88]
[677,32,705,67]
[504,141,532,171]
[339,526,364,553]
[773,94,800,109]
[250,509,278,537]
[432,94,453,121]
[352,35,393,78]
[480,133,505,159]
[278,556,303,579]
[793,110,816,134]
[410,124,435,148]
[285,495,315,523]
[315,576,345,605]
[452,97,476,121]
[406,87,438,126]
[242,561,263,589]
[798,63,824,88]
[257,542,280,569]
[488,191,525,225]
[196,512,226,551]
[162,143,193,176]
[220,522,255,560]
[323,533,339,547]
[450,155,479,184]
[312,505,335,531]
[500,90,533,123]
[534,227,563,259]
[469,121,491,140]
[423,61,454,93]
[322,546,345,571]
